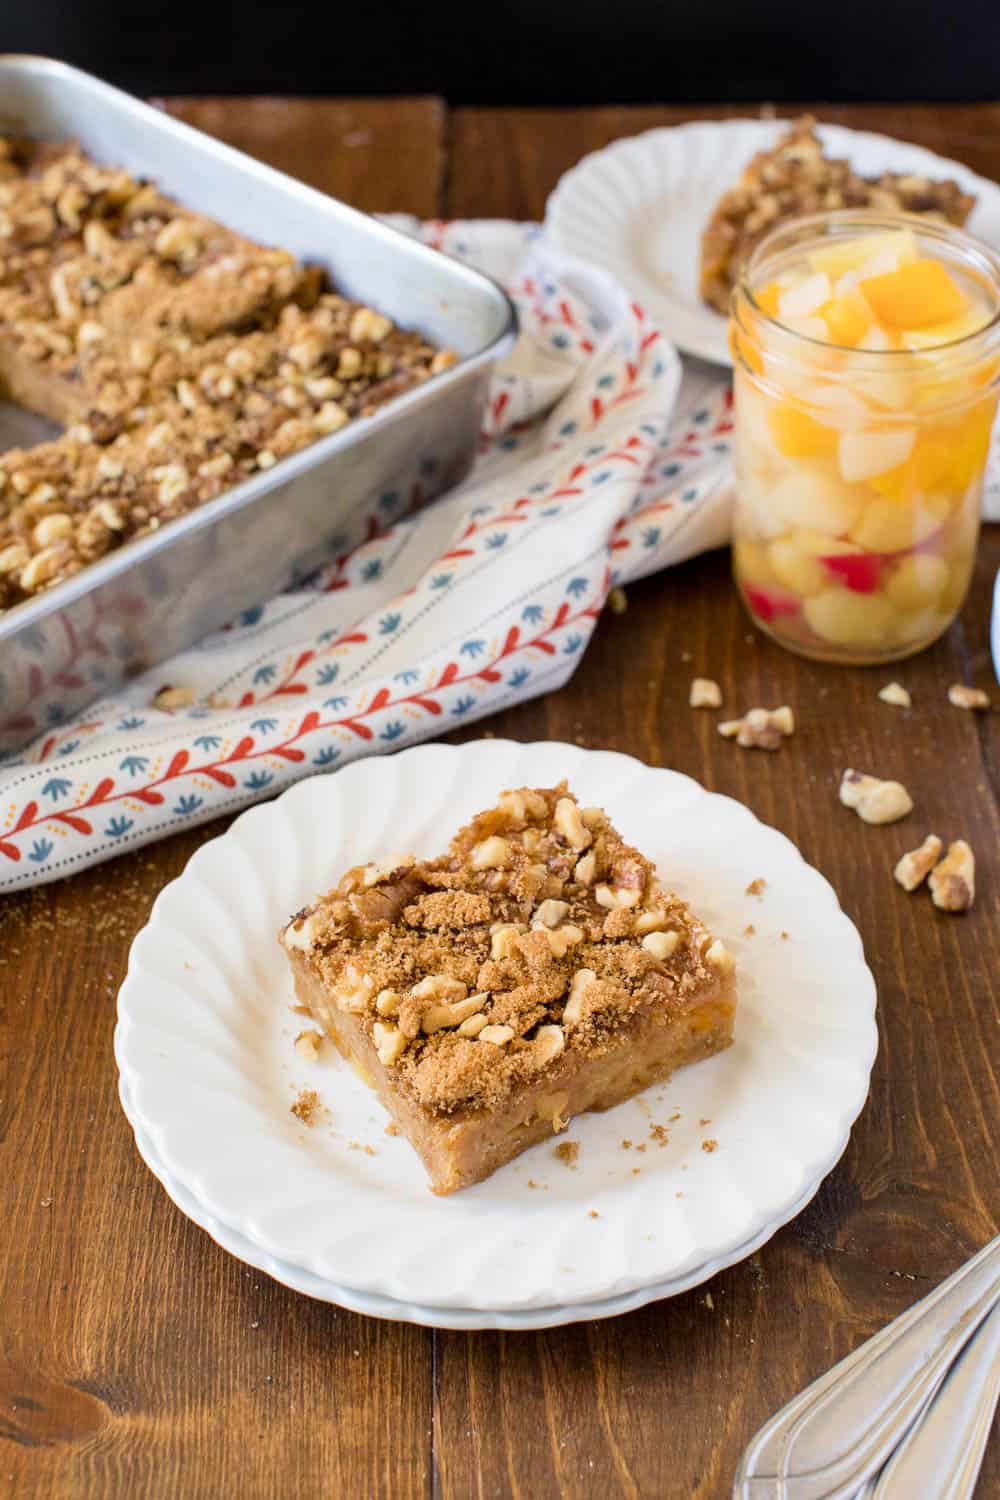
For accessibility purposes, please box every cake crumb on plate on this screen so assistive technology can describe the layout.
[290,1088,321,1125]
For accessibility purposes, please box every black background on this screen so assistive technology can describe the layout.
[4,0,998,103]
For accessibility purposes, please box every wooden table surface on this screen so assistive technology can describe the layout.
[2,99,998,1500]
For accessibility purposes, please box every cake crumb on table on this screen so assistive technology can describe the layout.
[290,1088,321,1125]
[588,1209,600,1219]
[384,1121,401,1137]
[649,1123,670,1146]
[878,682,911,708]
[743,923,756,936]
[701,1138,719,1153]
[745,877,767,897]
[554,1140,580,1167]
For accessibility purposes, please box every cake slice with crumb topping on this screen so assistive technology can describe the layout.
[279,782,736,1194]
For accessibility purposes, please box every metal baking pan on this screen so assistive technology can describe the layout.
[0,56,516,753]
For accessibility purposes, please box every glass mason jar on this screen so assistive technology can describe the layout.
[730,212,1000,664]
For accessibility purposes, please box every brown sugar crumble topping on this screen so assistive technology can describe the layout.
[0,137,455,611]
[281,782,735,1119]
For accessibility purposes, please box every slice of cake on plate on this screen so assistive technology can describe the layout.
[280,782,736,1194]
[700,116,975,314]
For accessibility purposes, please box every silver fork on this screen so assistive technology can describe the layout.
[734,1234,1000,1499]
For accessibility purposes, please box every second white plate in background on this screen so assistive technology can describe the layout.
[545,119,1000,366]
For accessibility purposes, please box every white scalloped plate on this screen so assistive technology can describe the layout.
[545,120,1000,366]
[118,1075,840,1329]
[115,740,877,1312]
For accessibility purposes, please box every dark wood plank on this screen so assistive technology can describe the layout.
[2,100,999,1500]
[162,96,446,215]
[448,102,1000,220]
[435,105,1000,1499]
[0,96,446,1500]
[434,537,1000,1500]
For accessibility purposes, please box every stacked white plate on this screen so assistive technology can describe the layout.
[115,741,878,1329]
[545,119,1000,367]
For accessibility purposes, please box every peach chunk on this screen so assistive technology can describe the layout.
[860,260,967,330]
[767,535,827,597]
[902,306,993,350]
[849,493,951,554]
[754,281,783,318]
[818,290,872,347]
[884,553,949,612]
[767,401,838,458]
[732,536,777,588]
[804,589,896,648]
[768,463,865,533]
[838,427,916,484]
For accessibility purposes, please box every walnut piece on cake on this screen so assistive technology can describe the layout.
[699,117,976,314]
[279,782,737,1194]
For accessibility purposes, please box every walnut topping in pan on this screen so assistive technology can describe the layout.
[0,137,456,611]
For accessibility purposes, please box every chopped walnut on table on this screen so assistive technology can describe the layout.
[839,769,913,825]
[929,840,976,912]
[948,684,991,711]
[878,682,912,708]
[689,677,722,709]
[718,705,795,750]
[894,835,943,892]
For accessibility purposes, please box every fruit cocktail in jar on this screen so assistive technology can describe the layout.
[729,212,1000,663]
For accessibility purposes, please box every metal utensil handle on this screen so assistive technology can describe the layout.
[735,1234,1000,1499]
[871,1300,1000,1500]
